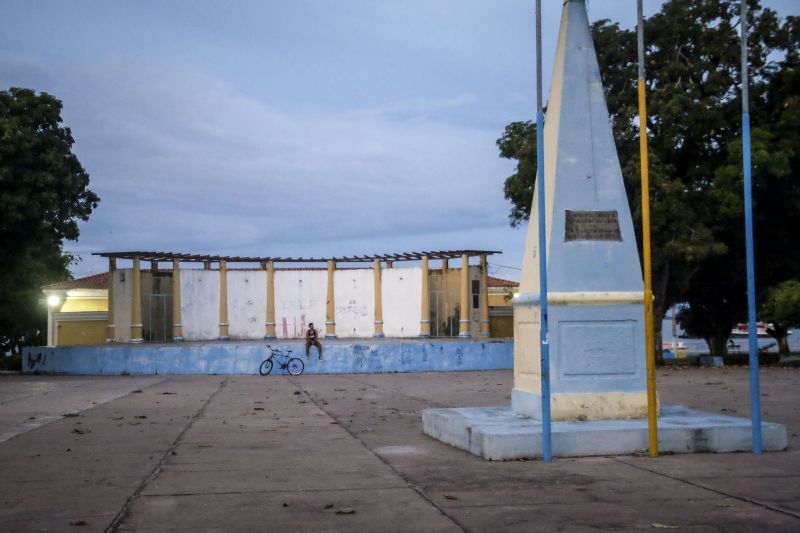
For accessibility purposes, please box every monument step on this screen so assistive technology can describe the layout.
[422,405,787,460]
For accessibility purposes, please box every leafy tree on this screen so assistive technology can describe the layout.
[0,87,99,356]
[499,0,799,357]
[760,280,800,354]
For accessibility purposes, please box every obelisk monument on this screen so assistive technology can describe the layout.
[512,0,649,421]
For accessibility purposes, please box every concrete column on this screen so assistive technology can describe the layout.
[106,258,116,342]
[442,258,449,272]
[265,261,276,339]
[386,260,394,269]
[373,259,384,337]
[150,260,158,272]
[218,260,229,340]
[459,254,470,337]
[325,260,337,338]
[480,255,490,337]
[131,256,144,343]
[420,255,430,337]
[204,260,211,270]
[172,259,183,341]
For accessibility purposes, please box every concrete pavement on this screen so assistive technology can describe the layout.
[1,367,798,532]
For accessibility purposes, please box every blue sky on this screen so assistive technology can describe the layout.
[2,0,798,279]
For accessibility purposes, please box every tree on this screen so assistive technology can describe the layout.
[760,280,800,354]
[499,0,799,358]
[0,87,99,356]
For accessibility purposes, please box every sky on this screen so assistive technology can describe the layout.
[2,0,798,280]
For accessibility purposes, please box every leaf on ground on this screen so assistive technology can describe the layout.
[282,502,289,507]
[293,391,301,395]
[443,494,458,500]
[324,504,334,509]
[161,392,176,395]
[69,520,87,526]
[135,415,148,419]
[652,523,679,529]
[336,508,356,515]
[132,390,143,393]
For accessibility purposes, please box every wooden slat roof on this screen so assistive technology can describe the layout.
[93,250,500,263]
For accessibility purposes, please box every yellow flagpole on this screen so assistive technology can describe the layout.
[637,0,658,457]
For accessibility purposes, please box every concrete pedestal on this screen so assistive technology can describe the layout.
[422,405,787,460]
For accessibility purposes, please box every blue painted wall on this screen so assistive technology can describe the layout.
[22,340,513,375]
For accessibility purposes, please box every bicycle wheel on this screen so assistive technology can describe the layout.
[286,358,304,376]
[259,358,274,376]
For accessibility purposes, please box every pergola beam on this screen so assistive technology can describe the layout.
[93,249,501,265]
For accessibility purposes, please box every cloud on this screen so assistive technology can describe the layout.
[1,53,520,275]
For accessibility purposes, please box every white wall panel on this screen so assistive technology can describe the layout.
[181,269,219,340]
[382,267,421,337]
[274,270,327,339]
[228,270,267,339]
[334,268,374,338]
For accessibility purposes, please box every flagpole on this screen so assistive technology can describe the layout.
[740,0,762,455]
[535,0,552,462]
[637,0,658,457]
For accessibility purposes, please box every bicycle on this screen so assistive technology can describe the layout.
[259,345,305,376]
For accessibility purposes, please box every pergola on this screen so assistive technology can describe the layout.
[95,250,500,343]
[94,250,499,264]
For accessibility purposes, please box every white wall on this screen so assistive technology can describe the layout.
[228,270,267,339]
[382,267,422,337]
[112,268,132,342]
[334,268,375,337]
[181,269,220,340]
[274,270,327,339]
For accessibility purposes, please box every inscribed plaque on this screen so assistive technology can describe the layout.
[564,210,622,241]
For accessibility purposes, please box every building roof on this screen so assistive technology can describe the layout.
[487,276,519,288]
[43,272,109,291]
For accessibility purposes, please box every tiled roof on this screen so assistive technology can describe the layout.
[487,276,519,288]
[43,272,109,291]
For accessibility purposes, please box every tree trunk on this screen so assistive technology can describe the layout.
[652,264,670,365]
[766,323,791,355]
[705,326,731,358]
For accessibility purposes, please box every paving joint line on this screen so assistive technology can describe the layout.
[614,457,800,521]
[140,485,412,498]
[1,377,170,444]
[287,375,469,533]
[105,377,229,533]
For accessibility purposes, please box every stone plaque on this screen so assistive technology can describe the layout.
[564,210,622,241]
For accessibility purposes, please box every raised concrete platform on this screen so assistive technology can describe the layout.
[22,338,512,375]
[422,405,788,460]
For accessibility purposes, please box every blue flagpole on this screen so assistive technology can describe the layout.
[535,0,552,462]
[740,0,762,455]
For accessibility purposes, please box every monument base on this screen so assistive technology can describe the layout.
[422,405,787,460]
[511,388,651,421]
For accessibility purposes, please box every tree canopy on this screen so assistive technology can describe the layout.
[0,87,99,356]
[498,0,800,356]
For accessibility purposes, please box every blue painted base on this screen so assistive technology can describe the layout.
[22,339,513,375]
[422,405,788,460]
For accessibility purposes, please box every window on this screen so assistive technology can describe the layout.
[472,279,480,309]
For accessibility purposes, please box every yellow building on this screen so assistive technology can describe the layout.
[43,273,109,346]
[487,276,518,338]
